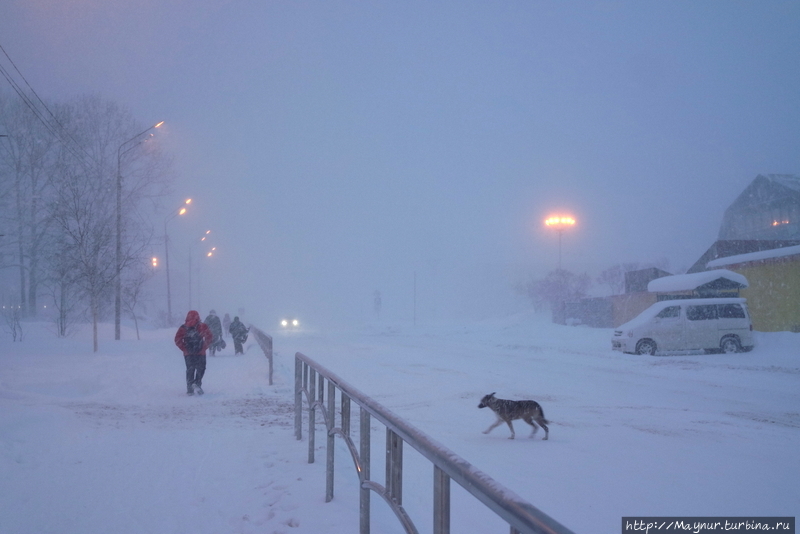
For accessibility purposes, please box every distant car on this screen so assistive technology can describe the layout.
[280,318,300,328]
[612,298,754,355]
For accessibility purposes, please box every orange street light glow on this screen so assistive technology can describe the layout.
[185,198,192,204]
[152,257,158,267]
[178,207,187,215]
[155,121,165,128]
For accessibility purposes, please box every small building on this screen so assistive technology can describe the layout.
[564,268,668,328]
[647,269,749,300]
[625,267,671,293]
[706,245,800,332]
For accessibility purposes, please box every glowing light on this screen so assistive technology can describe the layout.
[772,220,790,226]
[155,121,165,128]
[185,198,192,204]
[544,216,576,228]
[152,257,158,267]
[178,208,187,215]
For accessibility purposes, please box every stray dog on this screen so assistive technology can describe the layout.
[478,392,549,440]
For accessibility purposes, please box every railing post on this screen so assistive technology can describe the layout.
[326,381,335,503]
[294,357,302,440]
[434,466,450,534]
[341,393,351,438]
[308,368,316,464]
[359,408,371,534]
[385,429,403,505]
[267,336,273,385]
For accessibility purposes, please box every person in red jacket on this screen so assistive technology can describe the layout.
[174,310,213,396]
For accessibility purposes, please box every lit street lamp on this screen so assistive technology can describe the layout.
[544,215,576,270]
[164,199,191,326]
[115,121,164,340]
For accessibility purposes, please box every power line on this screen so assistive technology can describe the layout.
[0,43,96,168]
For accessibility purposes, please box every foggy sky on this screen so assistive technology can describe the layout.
[2,1,799,326]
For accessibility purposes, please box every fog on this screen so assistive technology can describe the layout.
[2,1,799,326]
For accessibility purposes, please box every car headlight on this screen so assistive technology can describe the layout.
[292,319,299,327]
[281,319,288,327]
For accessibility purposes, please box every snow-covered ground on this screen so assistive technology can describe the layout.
[1,312,798,534]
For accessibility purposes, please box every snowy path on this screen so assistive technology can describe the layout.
[0,325,357,534]
[2,315,799,534]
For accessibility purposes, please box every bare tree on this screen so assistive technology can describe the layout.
[121,258,154,340]
[1,93,173,348]
[525,268,592,321]
[596,264,626,296]
[1,301,23,341]
[51,158,116,352]
[43,234,81,338]
[0,94,60,318]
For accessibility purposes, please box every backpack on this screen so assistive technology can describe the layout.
[183,325,204,355]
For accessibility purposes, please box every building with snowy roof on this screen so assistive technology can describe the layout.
[718,174,800,241]
[705,245,800,332]
[647,269,748,300]
[684,174,800,332]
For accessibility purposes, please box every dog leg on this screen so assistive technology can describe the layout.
[529,423,538,439]
[537,418,549,440]
[523,415,539,438]
[505,420,516,439]
[483,418,504,435]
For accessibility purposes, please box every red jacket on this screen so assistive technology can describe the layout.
[174,310,213,356]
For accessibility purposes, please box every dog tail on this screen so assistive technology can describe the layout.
[540,407,550,425]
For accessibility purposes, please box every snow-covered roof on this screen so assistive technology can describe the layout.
[647,269,748,292]
[768,174,800,193]
[706,244,800,268]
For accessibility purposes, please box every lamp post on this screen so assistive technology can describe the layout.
[164,199,191,326]
[115,121,164,340]
[544,215,576,270]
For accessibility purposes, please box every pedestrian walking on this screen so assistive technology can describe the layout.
[229,316,250,355]
[204,309,225,356]
[174,310,213,396]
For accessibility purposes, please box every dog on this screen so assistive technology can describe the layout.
[478,392,549,440]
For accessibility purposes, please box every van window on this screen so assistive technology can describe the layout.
[687,305,718,321]
[656,306,681,319]
[718,303,746,319]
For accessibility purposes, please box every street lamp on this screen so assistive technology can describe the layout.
[164,198,191,326]
[115,121,164,340]
[544,215,576,270]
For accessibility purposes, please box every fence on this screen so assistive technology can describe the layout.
[294,351,576,534]
[248,326,273,385]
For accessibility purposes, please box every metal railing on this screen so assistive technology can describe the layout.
[294,351,576,534]
[249,326,273,385]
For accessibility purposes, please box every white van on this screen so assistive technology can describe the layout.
[612,298,754,355]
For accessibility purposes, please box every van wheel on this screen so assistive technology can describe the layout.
[636,339,657,355]
[720,336,742,354]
